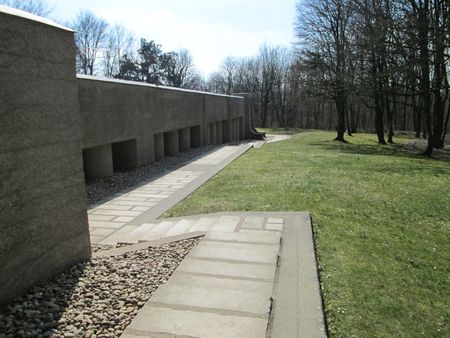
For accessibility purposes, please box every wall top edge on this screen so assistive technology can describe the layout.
[76,74,245,99]
[0,5,73,32]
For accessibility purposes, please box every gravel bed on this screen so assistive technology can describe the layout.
[0,237,201,338]
[91,243,131,254]
[91,244,114,254]
[86,145,217,205]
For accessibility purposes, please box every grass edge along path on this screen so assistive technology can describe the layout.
[165,131,449,337]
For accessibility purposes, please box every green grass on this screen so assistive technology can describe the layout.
[165,131,450,337]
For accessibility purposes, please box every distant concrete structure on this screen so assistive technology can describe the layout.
[78,76,246,178]
[0,6,90,306]
[0,5,254,306]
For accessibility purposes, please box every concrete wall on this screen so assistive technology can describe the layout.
[78,77,246,178]
[0,6,91,306]
[233,93,255,139]
[0,4,252,306]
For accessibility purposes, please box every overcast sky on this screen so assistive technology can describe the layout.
[47,0,297,76]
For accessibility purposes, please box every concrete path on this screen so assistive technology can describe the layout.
[88,142,254,244]
[266,134,291,143]
[87,137,326,337]
[119,212,326,338]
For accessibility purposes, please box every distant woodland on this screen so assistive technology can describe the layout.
[2,0,449,155]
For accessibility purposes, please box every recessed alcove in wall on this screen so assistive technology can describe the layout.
[164,130,179,156]
[82,144,113,178]
[112,139,138,172]
[222,120,231,143]
[239,117,244,140]
[190,125,202,148]
[179,127,191,152]
[154,133,165,161]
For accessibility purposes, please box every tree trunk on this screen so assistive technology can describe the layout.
[442,98,450,144]
[335,91,347,142]
[345,105,352,136]
[416,0,433,156]
[387,91,395,144]
[402,93,408,131]
[413,94,422,138]
[431,2,445,148]
[371,46,386,145]
[374,92,387,144]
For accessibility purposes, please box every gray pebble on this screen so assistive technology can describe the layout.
[0,238,200,337]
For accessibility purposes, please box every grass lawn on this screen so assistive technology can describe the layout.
[166,131,449,337]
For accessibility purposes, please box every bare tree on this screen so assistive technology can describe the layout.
[0,0,53,17]
[163,49,202,88]
[352,0,396,144]
[103,24,135,78]
[221,57,239,95]
[296,0,355,142]
[207,72,228,93]
[71,11,108,76]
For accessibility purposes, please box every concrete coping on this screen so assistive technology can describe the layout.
[77,74,246,99]
[0,4,73,32]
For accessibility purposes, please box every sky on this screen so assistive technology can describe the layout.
[47,0,297,76]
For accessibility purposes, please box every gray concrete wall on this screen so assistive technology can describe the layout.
[154,133,165,161]
[0,6,90,306]
[234,93,255,139]
[78,77,247,177]
[112,139,138,171]
[83,144,113,177]
[190,126,202,148]
[179,128,191,152]
[164,130,179,156]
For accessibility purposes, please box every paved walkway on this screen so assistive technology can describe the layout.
[88,142,254,244]
[87,136,326,337]
[266,134,291,143]
[115,212,326,338]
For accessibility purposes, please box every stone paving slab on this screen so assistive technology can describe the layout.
[205,230,280,245]
[270,213,327,338]
[189,217,217,232]
[99,225,139,245]
[121,212,326,338]
[90,142,254,244]
[93,231,206,258]
[84,135,324,337]
[188,241,279,265]
[166,273,273,294]
[164,219,195,237]
[210,215,240,232]
[176,257,277,281]
[122,306,268,338]
[241,216,266,230]
[150,277,272,316]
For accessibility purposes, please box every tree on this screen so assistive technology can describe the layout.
[71,11,108,76]
[398,0,449,155]
[103,24,135,78]
[115,54,140,81]
[295,0,355,142]
[0,0,53,17]
[207,72,228,93]
[137,39,164,84]
[352,0,396,144]
[160,49,202,88]
[221,57,239,95]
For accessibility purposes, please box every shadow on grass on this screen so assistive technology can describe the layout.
[308,138,450,165]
